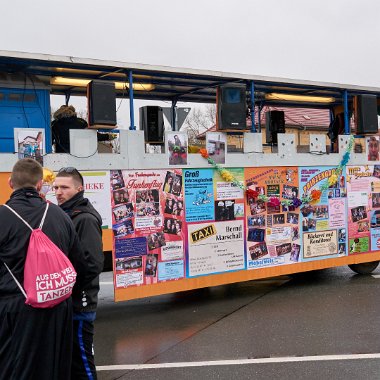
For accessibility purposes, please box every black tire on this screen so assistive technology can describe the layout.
[348,261,379,275]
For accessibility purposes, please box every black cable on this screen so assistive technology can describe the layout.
[116,76,129,112]
[21,74,31,128]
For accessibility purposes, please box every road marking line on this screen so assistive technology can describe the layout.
[97,353,380,371]
[100,281,114,285]
[372,274,380,278]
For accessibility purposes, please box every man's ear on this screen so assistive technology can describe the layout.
[36,179,43,192]
[8,177,13,189]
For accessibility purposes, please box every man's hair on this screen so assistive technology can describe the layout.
[11,158,43,189]
[56,167,84,187]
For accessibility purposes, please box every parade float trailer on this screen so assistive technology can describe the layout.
[0,51,379,301]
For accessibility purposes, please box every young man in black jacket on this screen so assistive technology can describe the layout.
[0,158,90,380]
[54,167,104,380]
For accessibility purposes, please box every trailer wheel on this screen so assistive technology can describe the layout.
[348,261,379,275]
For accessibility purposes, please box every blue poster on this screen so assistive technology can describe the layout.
[115,237,147,258]
[184,168,214,222]
[157,260,184,281]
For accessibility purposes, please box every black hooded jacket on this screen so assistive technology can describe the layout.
[60,191,104,313]
[0,188,90,299]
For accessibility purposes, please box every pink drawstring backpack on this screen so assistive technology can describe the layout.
[3,203,77,308]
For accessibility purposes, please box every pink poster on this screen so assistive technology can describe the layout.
[111,169,185,288]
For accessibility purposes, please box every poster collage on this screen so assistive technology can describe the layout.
[110,165,380,289]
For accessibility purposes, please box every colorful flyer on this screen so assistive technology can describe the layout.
[346,165,380,253]
[299,166,347,260]
[184,168,214,222]
[245,167,300,268]
[111,169,185,288]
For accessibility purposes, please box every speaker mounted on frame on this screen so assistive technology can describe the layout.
[355,94,378,134]
[139,106,164,143]
[87,80,117,129]
[217,83,247,130]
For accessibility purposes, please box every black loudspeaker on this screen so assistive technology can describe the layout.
[265,110,285,144]
[356,94,378,134]
[88,80,117,127]
[217,84,247,130]
[140,106,164,143]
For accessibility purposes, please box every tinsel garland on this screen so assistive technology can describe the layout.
[199,135,354,208]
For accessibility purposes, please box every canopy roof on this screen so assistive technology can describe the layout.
[0,50,379,108]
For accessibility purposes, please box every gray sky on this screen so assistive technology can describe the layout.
[2,0,379,127]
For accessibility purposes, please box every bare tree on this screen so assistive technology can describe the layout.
[182,104,216,145]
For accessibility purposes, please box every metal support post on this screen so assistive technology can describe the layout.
[343,90,349,134]
[129,71,135,130]
[250,81,256,132]
[171,100,177,131]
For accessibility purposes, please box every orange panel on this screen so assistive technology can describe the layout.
[102,229,113,251]
[114,251,380,302]
[0,173,11,204]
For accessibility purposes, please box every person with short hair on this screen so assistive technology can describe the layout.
[54,167,104,379]
[0,158,88,380]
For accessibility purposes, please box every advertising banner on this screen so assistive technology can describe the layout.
[187,220,245,276]
[245,167,301,268]
[184,168,214,222]
[111,169,185,288]
[299,167,347,260]
[346,165,380,253]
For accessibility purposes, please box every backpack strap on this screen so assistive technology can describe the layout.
[3,262,27,298]
[39,203,49,229]
[3,203,49,231]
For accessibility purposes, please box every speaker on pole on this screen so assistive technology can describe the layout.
[87,80,117,127]
[356,94,378,134]
[140,106,164,143]
[265,110,285,144]
[217,83,247,130]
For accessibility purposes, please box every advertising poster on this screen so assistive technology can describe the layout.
[111,169,185,289]
[82,171,112,228]
[303,230,338,258]
[346,165,380,253]
[184,168,214,222]
[187,220,245,277]
[214,168,245,221]
[245,167,301,269]
[185,167,246,277]
[46,170,112,228]
[299,166,347,260]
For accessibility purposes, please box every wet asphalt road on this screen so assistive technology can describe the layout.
[94,266,380,380]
